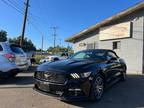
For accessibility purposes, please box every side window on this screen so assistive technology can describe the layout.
[10,45,24,54]
[107,51,118,58]
[87,43,94,49]
[87,42,99,49]
[0,45,3,51]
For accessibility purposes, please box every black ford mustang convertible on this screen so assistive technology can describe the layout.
[34,49,126,101]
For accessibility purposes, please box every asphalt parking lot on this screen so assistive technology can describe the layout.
[0,66,144,108]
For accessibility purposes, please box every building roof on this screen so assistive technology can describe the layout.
[65,1,144,43]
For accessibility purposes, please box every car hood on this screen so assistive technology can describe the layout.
[37,59,99,73]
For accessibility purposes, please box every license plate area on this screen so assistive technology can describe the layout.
[21,57,25,62]
[37,81,50,92]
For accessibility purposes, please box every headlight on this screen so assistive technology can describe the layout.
[70,73,80,78]
[81,72,91,78]
[70,72,91,79]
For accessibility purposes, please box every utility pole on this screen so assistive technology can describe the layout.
[20,0,29,47]
[67,43,70,52]
[51,27,58,48]
[41,36,44,55]
[59,38,62,47]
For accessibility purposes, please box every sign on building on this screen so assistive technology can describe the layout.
[99,22,131,40]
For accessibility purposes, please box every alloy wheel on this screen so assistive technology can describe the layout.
[93,76,104,100]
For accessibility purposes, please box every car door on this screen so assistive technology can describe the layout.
[105,51,121,83]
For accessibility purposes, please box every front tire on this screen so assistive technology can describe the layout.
[121,66,127,81]
[90,74,104,101]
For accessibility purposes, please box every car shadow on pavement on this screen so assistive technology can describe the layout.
[0,76,34,86]
[21,65,38,74]
[0,86,32,89]
[65,74,144,108]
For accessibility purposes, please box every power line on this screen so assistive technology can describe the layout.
[8,0,25,11]
[3,0,35,21]
[27,19,42,34]
[1,0,42,35]
[1,0,67,48]
[41,35,44,55]
[2,0,56,34]
[7,0,38,22]
[18,0,25,3]
[51,26,58,48]
[1,0,24,15]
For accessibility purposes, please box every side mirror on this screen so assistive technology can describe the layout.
[106,56,117,61]
[111,57,117,61]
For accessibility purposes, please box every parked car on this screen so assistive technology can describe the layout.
[0,42,29,71]
[39,52,69,64]
[0,55,19,79]
[34,49,127,101]
[39,55,58,64]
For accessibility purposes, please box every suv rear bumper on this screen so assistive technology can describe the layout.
[17,63,29,71]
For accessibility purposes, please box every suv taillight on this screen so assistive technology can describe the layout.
[4,53,15,62]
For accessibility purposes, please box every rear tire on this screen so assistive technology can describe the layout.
[121,67,127,81]
[0,73,9,80]
[54,58,59,61]
[90,74,104,101]
[10,73,18,78]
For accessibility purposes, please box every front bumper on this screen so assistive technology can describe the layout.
[34,78,91,101]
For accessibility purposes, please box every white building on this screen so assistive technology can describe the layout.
[65,1,144,74]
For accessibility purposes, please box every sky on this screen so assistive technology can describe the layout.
[0,0,143,50]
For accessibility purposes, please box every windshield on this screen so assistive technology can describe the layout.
[69,50,106,60]
[10,45,24,54]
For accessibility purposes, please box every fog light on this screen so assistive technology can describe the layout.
[68,88,82,91]
[56,91,63,95]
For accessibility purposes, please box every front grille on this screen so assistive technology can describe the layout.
[35,71,66,84]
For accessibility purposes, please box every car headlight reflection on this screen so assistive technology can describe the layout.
[70,72,91,79]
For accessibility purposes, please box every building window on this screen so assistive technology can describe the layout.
[87,42,98,50]
[87,43,94,49]
[113,41,121,50]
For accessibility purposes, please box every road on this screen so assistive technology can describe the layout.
[0,68,144,108]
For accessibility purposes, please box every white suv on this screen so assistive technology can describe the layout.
[0,55,18,79]
[0,42,29,71]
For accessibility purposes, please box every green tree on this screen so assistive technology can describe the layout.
[47,46,54,52]
[47,45,73,54]
[0,30,7,42]
[9,36,36,52]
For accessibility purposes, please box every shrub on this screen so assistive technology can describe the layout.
[35,56,45,63]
